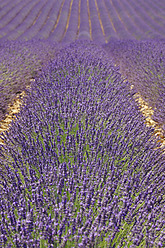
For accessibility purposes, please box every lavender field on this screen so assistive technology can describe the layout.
[0,1,165,247]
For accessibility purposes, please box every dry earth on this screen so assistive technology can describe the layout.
[131,84,165,152]
[0,81,33,145]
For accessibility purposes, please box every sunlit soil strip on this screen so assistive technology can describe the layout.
[51,0,65,33]
[0,83,33,146]
[130,84,165,151]
[94,0,108,43]
[61,0,74,41]
[87,0,92,40]
[32,10,42,26]
[103,0,117,33]
[76,0,81,38]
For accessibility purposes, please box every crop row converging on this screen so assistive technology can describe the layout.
[0,41,164,247]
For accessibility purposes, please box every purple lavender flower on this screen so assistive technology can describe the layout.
[0,41,164,247]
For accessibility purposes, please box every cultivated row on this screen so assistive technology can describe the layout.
[103,39,165,132]
[0,0,165,42]
[0,41,164,247]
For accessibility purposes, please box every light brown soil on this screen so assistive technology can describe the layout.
[0,82,33,145]
[131,84,165,152]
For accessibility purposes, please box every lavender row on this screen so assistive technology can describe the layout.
[88,0,105,44]
[0,0,27,30]
[16,0,48,41]
[96,0,118,42]
[62,0,79,43]
[0,0,38,40]
[117,0,158,40]
[103,0,133,40]
[0,0,20,20]
[111,0,144,40]
[5,0,51,41]
[126,0,165,38]
[48,0,72,42]
[33,0,63,41]
[0,39,59,122]
[78,0,91,40]
[138,0,165,27]
[0,0,12,10]
[0,0,165,42]
[103,39,165,130]
[0,41,164,247]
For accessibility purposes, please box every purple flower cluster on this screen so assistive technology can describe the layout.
[103,39,165,130]
[0,41,164,247]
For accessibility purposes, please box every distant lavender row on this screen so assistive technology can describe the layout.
[88,0,105,44]
[0,0,165,42]
[103,39,165,131]
[62,0,79,43]
[7,0,48,41]
[0,39,59,122]
[0,41,164,247]
[48,0,72,42]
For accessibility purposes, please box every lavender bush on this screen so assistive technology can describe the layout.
[0,41,164,247]
[0,39,59,122]
[103,39,165,131]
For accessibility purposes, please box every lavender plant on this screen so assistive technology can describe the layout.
[0,39,58,122]
[0,41,164,247]
[103,39,165,131]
